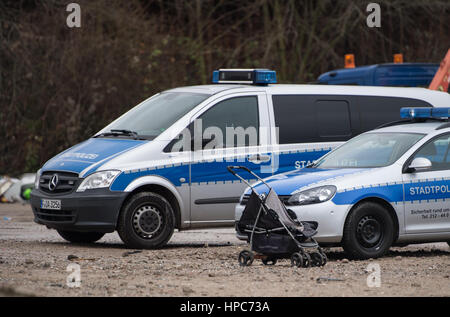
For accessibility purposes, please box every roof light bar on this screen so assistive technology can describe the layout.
[431,107,450,118]
[400,107,450,119]
[400,107,432,119]
[212,69,277,85]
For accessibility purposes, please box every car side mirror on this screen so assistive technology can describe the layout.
[406,157,432,173]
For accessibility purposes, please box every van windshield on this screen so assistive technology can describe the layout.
[97,92,209,140]
[313,132,425,168]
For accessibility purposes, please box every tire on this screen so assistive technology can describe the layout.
[290,252,303,268]
[57,230,104,243]
[318,249,328,266]
[301,252,311,268]
[117,192,175,249]
[342,202,395,260]
[310,252,324,267]
[238,250,254,266]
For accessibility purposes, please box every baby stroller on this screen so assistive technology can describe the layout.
[228,166,327,268]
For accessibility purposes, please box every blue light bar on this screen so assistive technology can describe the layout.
[431,107,450,118]
[254,70,277,84]
[400,107,432,119]
[212,69,277,85]
[400,107,450,119]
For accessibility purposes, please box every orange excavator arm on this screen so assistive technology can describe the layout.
[429,49,450,92]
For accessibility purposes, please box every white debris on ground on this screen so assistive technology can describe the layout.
[0,174,35,204]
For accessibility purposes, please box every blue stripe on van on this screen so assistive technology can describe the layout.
[109,149,331,192]
[276,149,331,174]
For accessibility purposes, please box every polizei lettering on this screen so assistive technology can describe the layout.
[61,152,99,160]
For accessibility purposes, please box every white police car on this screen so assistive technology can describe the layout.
[30,68,450,249]
[236,107,450,259]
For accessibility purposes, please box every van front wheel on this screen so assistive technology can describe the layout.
[117,192,175,249]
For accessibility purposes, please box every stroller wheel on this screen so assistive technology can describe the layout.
[301,252,311,268]
[262,257,277,266]
[290,252,304,268]
[238,250,254,267]
[319,251,328,266]
[310,252,325,267]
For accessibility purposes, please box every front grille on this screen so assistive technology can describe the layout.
[34,207,75,223]
[39,171,79,194]
[240,194,292,206]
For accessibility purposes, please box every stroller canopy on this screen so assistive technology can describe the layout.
[238,189,304,232]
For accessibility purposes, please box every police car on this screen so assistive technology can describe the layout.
[30,69,450,249]
[236,107,450,259]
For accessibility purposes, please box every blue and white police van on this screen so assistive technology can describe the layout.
[236,107,450,259]
[30,69,450,249]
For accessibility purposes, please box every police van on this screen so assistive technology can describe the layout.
[30,69,450,249]
[236,107,450,259]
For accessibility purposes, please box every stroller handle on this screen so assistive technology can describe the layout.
[227,166,272,190]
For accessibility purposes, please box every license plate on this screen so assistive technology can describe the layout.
[40,199,61,210]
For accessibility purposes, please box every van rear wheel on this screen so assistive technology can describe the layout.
[117,192,175,249]
[342,202,395,260]
[57,230,104,243]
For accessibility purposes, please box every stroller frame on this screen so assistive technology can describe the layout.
[228,166,327,268]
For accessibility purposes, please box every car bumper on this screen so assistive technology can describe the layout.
[30,188,128,233]
[235,201,349,244]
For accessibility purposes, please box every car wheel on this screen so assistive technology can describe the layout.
[117,192,175,249]
[57,230,104,243]
[342,202,395,260]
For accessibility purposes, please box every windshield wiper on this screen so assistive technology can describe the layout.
[94,129,143,140]
[111,129,139,138]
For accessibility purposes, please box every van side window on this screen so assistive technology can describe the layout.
[316,100,351,138]
[272,95,352,144]
[412,134,450,172]
[272,95,318,144]
[198,96,259,148]
[356,96,432,132]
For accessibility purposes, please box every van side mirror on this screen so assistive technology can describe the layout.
[406,157,432,173]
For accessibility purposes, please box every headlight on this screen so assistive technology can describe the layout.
[76,170,120,192]
[34,169,42,189]
[288,185,336,206]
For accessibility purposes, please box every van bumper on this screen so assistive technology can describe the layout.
[30,189,128,233]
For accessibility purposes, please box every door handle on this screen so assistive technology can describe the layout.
[248,154,271,164]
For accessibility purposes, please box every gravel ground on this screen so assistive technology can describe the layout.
[0,203,449,297]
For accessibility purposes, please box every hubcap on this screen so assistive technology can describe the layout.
[356,216,382,248]
[132,205,162,238]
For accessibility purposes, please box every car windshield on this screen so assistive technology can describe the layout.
[313,132,425,169]
[98,92,209,140]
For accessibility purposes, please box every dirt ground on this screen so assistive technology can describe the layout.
[0,203,449,297]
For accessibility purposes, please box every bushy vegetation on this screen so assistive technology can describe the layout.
[0,0,449,174]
